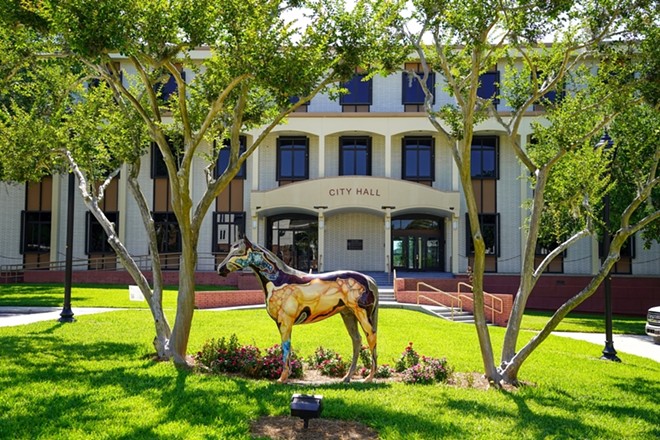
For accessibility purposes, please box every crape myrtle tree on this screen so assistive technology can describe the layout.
[404,0,659,385]
[0,0,406,366]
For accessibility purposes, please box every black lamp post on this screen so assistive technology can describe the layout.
[597,131,619,362]
[59,172,75,323]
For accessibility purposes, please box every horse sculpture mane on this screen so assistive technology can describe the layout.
[217,236,379,383]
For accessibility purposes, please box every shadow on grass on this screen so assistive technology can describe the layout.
[1,316,658,439]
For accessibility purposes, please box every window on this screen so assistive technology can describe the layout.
[89,62,123,90]
[466,214,499,256]
[533,71,564,110]
[402,62,435,112]
[154,212,181,253]
[213,212,245,253]
[216,136,247,179]
[477,68,500,108]
[21,211,51,254]
[289,96,309,113]
[471,136,499,179]
[340,137,372,176]
[340,72,372,112]
[154,66,186,102]
[151,136,183,178]
[277,137,309,182]
[402,136,434,181]
[86,212,118,254]
[599,236,635,274]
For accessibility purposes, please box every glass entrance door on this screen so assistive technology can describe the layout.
[392,216,443,271]
[267,215,318,272]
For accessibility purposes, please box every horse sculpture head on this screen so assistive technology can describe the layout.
[217,236,277,279]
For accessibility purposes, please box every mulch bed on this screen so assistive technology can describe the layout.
[249,371,523,439]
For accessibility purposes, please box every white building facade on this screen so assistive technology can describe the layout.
[1,55,658,281]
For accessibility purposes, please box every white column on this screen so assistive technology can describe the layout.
[251,147,260,191]
[251,213,259,243]
[317,211,325,272]
[318,135,325,178]
[451,215,460,274]
[383,208,392,272]
[384,135,392,178]
[50,175,62,264]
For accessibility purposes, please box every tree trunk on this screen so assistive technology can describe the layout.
[169,251,197,366]
[459,162,501,384]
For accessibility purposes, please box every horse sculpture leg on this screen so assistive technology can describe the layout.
[340,311,362,383]
[354,305,378,382]
[277,322,293,383]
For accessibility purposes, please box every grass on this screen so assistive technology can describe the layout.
[0,283,234,309]
[0,285,658,439]
[521,310,647,335]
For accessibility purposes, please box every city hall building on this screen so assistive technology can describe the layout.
[0,55,658,314]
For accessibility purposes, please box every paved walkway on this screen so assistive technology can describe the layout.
[552,331,660,363]
[1,306,658,363]
[0,306,122,327]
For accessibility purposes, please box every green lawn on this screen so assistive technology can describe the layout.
[0,283,234,309]
[0,293,658,439]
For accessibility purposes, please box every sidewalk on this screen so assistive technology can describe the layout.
[552,332,660,363]
[0,306,122,327]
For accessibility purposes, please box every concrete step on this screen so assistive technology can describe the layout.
[420,304,476,324]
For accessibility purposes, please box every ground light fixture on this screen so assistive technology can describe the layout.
[290,394,323,429]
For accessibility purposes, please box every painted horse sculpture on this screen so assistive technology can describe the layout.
[217,236,379,383]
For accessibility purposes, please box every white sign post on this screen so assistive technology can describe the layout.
[128,285,145,302]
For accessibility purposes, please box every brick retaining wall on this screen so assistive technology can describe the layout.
[195,290,264,309]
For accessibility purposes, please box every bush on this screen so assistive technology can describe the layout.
[359,345,372,369]
[309,346,348,377]
[261,344,303,380]
[194,335,302,380]
[319,355,348,377]
[395,341,420,372]
[359,364,395,379]
[308,346,338,369]
[421,356,452,382]
[402,363,435,385]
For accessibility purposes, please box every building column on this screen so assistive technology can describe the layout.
[384,135,392,178]
[251,212,259,243]
[251,147,259,191]
[451,214,460,274]
[318,135,325,178]
[317,211,325,272]
[50,175,62,265]
[383,208,392,273]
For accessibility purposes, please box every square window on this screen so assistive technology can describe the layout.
[402,68,435,107]
[402,137,434,181]
[471,136,499,179]
[340,73,372,106]
[216,136,247,179]
[477,70,500,107]
[213,212,245,253]
[86,212,118,254]
[21,211,51,254]
[340,137,371,176]
[277,137,309,181]
[466,213,500,256]
[151,136,183,178]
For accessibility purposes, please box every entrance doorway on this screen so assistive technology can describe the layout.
[267,215,318,272]
[392,216,444,271]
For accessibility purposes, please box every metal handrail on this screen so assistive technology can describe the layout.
[416,281,462,320]
[456,281,503,324]
[0,252,225,277]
